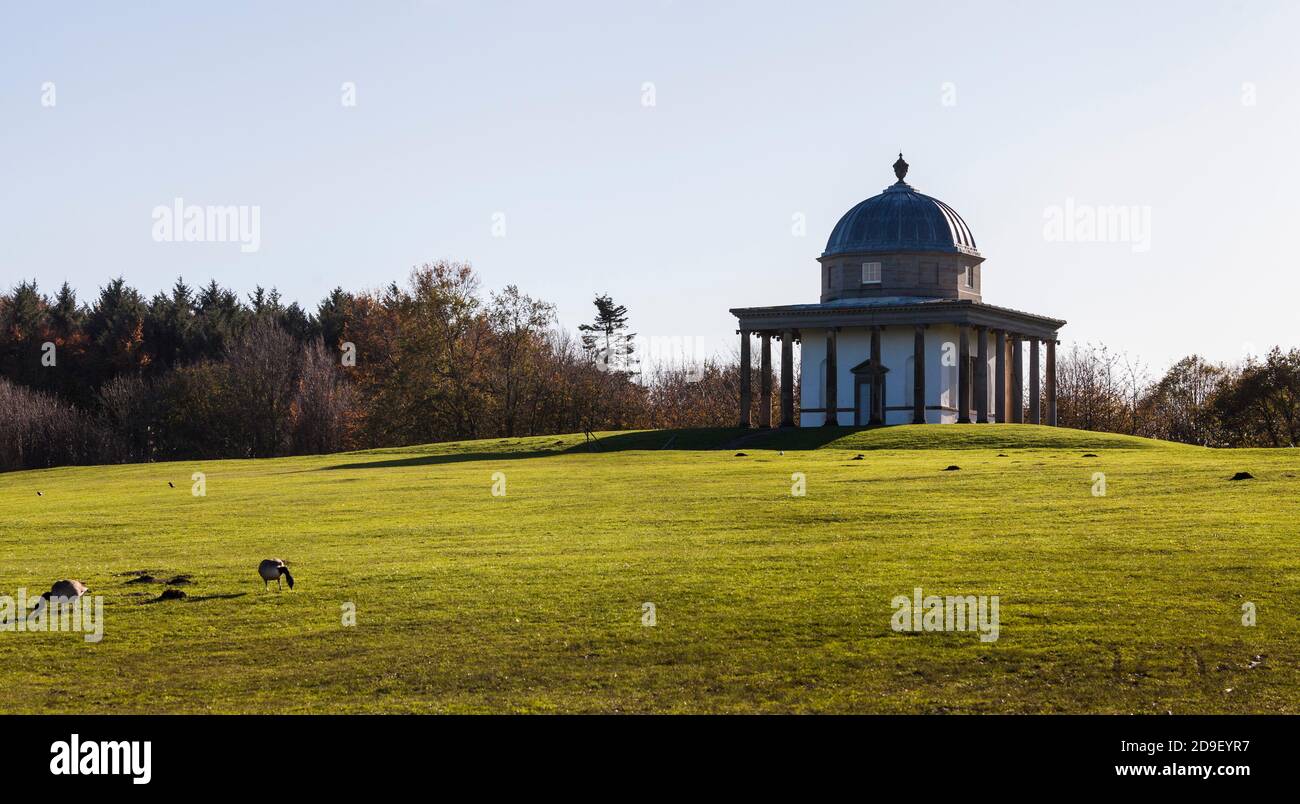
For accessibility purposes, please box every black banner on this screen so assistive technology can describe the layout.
[6,714,1282,790]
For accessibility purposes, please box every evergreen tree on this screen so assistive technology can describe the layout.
[85,277,147,379]
[316,286,354,349]
[145,278,196,369]
[49,282,83,340]
[578,293,636,372]
[1,280,50,390]
[193,279,248,357]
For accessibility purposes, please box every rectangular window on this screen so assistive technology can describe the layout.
[964,266,975,288]
[862,262,882,284]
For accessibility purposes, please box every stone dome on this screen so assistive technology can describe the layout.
[822,155,979,258]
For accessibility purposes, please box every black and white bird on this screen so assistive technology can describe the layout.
[258,559,294,592]
[29,579,89,618]
[36,491,42,497]
[47,579,89,599]
[168,482,174,488]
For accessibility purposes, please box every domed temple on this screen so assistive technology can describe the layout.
[730,155,1066,427]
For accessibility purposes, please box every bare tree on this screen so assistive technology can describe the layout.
[1119,354,1150,435]
[98,373,155,461]
[225,317,300,457]
[292,338,356,454]
[0,378,114,471]
[1055,343,1127,432]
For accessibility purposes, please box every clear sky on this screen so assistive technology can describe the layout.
[3,1,1297,371]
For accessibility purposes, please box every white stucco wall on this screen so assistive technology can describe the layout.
[798,325,999,426]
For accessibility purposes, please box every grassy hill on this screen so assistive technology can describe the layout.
[1,424,1297,713]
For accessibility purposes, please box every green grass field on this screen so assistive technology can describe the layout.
[1,424,1297,713]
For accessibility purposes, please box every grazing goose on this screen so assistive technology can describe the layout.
[258,559,294,591]
[29,579,89,618]
[46,579,89,599]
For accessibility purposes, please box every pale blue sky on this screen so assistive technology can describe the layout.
[3,1,1297,370]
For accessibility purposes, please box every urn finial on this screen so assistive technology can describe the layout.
[893,152,909,182]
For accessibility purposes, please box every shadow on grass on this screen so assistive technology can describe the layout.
[729,426,870,451]
[320,445,580,471]
[317,427,863,471]
[316,423,1147,470]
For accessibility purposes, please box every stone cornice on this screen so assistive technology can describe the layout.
[731,299,1065,340]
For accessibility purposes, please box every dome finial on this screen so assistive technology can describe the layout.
[893,152,909,182]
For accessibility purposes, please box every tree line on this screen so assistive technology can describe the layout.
[1053,343,1300,447]
[3,262,1296,471]
[0,262,775,471]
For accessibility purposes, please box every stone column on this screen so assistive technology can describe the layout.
[759,333,772,429]
[1029,338,1041,425]
[780,329,795,428]
[738,330,751,428]
[975,326,989,423]
[824,329,838,427]
[1011,336,1024,423]
[869,326,884,425]
[912,325,926,424]
[994,329,1006,423]
[957,327,971,424]
[1047,339,1058,426]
